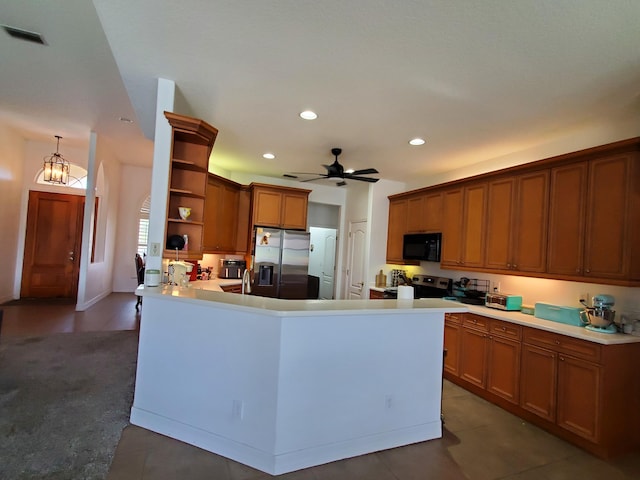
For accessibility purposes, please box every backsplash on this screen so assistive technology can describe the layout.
[384,263,640,316]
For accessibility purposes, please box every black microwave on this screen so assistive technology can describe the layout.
[403,233,442,262]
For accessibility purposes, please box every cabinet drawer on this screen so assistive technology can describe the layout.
[445,312,463,324]
[463,313,489,331]
[523,328,601,362]
[490,319,522,340]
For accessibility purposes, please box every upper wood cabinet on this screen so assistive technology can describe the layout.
[583,153,640,281]
[250,184,310,230]
[548,152,640,282]
[485,171,549,273]
[164,112,218,260]
[203,174,243,253]
[406,191,442,233]
[386,198,408,263]
[547,161,589,276]
[441,183,487,269]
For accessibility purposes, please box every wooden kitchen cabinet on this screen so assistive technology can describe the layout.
[456,314,521,404]
[459,314,490,388]
[547,161,588,276]
[484,170,549,273]
[369,289,385,299]
[583,153,640,280]
[164,112,218,260]
[251,184,310,230]
[386,197,408,263]
[441,182,487,269]
[203,174,243,253]
[520,328,602,442]
[443,313,462,376]
[406,191,442,233]
[547,152,640,282]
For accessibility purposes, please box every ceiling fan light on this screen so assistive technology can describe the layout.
[299,110,317,120]
[409,137,426,146]
[263,153,275,159]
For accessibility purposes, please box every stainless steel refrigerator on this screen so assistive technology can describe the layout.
[252,227,310,299]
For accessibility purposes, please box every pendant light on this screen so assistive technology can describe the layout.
[43,135,70,184]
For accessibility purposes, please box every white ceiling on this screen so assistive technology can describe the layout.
[1,0,638,186]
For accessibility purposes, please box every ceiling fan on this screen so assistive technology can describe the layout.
[284,148,379,186]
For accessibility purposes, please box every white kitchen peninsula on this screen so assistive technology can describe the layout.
[131,286,465,475]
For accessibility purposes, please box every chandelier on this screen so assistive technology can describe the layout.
[43,135,70,184]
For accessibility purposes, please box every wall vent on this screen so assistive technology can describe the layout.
[2,25,47,45]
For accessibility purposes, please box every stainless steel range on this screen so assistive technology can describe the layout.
[384,275,452,299]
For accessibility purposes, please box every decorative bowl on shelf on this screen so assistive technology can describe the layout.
[178,206,191,220]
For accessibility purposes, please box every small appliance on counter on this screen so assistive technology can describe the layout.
[452,278,489,305]
[486,293,523,311]
[580,294,617,333]
[219,259,246,279]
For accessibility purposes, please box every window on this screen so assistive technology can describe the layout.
[36,163,88,189]
[137,196,151,256]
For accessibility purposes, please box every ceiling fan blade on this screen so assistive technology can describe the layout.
[282,174,298,179]
[299,175,330,183]
[345,175,380,183]
[350,168,378,175]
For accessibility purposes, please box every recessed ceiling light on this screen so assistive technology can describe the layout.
[409,138,425,146]
[263,153,275,160]
[299,110,317,120]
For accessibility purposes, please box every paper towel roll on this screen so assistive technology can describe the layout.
[397,285,414,300]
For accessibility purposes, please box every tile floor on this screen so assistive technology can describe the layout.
[1,294,638,479]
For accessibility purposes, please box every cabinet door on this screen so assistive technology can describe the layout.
[386,198,407,263]
[441,188,463,266]
[253,189,282,227]
[511,171,549,273]
[556,355,601,442]
[219,185,239,251]
[281,192,308,230]
[520,344,557,422]
[406,195,426,232]
[444,319,462,376]
[203,180,223,251]
[487,335,521,404]
[424,191,443,232]
[583,155,631,279]
[485,177,515,270]
[461,183,487,268]
[547,162,588,276]
[459,327,488,388]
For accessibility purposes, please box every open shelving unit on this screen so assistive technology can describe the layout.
[164,111,218,260]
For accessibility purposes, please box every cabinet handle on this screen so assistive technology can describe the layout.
[586,269,590,273]
[501,326,506,331]
[513,264,518,269]
[559,356,565,361]
[507,263,511,268]
[555,340,560,345]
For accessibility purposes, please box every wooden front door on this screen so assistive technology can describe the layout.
[21,191,84,298]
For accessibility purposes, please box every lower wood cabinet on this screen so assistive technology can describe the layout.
[220,284,242,293]
[446,315,640,458]
[457,314,520,404]
[369,289,385,299]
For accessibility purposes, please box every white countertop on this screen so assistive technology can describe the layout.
[137,284,639,344]
[137,284,467,317]
[464,303,640,345]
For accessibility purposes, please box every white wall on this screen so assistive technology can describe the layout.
[76,136,122,309]
[0,124,25,303]
[412,115,640,189]
[112,164,152,292]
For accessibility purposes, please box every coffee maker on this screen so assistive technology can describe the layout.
[580,294,616,333]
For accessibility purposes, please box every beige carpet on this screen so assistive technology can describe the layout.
[0,330,138,479]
